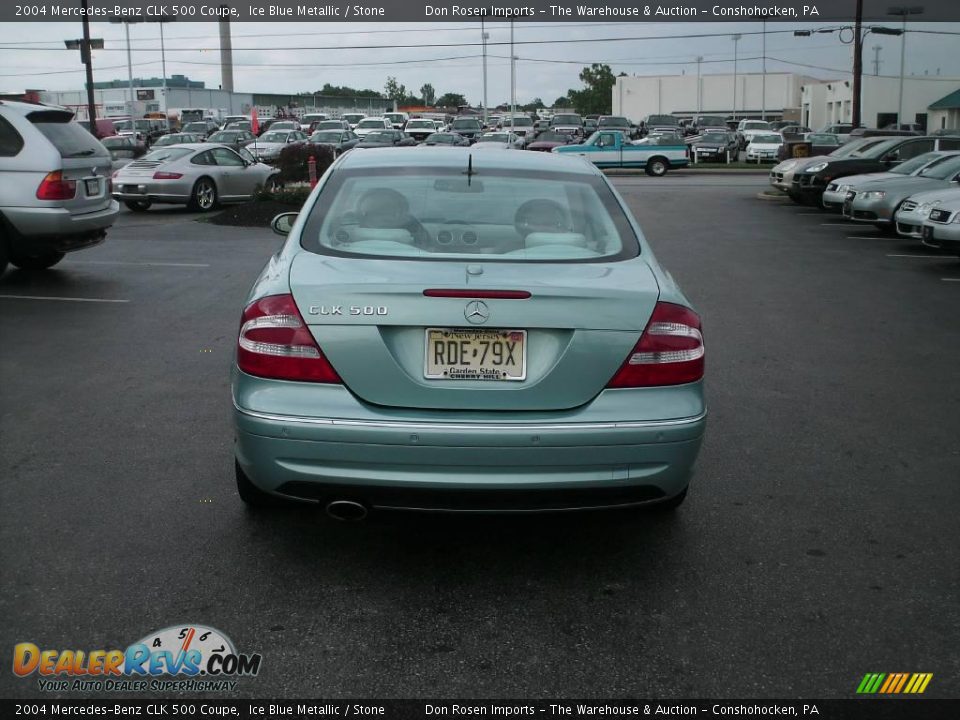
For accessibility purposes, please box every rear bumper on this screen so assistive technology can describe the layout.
[233,377,706,511]
[2,201,118,240]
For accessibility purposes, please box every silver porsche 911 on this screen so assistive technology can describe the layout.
[112,144,280,212]
[232,148,706,518]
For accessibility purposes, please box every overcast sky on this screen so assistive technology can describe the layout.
[2,21,958,104]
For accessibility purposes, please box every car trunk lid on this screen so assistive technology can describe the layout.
[288,254,660,411]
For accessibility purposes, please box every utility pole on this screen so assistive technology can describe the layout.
[481,19,488,126]
[81,0,98,136]
[852,0,863,128]
[872,45,882,75]
[124,23,134,118]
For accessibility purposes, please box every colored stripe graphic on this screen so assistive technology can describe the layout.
[857,673,932,694]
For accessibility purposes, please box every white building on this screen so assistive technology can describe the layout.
[613,72,814,122]
[800,76,960,130]
[40,84,253,124]
[612,71,960,133]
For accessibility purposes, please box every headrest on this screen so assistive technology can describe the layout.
[350,227,416,245]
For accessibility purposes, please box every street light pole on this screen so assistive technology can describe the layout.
[761,21,767,121]
[732,34,742,119]
[510,19,516,120]
[124,23,134,119]
[696,56,703,116]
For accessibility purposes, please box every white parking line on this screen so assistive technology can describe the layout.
[886,254,947,259]
[794,212,823,215]
[846,236,886,240]
[943,278,960,282]
[65,260,210,268]
[0,294,129,303]
[820,223,853,226]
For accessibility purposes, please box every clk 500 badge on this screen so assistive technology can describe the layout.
[309,305,388,316]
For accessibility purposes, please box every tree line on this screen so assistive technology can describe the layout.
[298,65,621,114]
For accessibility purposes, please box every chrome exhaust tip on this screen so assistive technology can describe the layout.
[325,500,369,522]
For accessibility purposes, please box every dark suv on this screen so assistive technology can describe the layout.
[791,135,960,204]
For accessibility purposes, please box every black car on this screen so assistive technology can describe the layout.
[690,131,739,163]
[308,129,360,155]
[448,117,483,143]
[181,120,219,138]
[354,130,417,149]
[791,135,960,203]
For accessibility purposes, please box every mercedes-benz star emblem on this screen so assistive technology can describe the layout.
[464,300,489,325]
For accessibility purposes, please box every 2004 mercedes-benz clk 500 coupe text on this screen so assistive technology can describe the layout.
[231,149,706,519]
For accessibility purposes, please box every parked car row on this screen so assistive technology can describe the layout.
[769,135,960,258]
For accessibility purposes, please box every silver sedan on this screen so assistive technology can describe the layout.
[112,144,280,212]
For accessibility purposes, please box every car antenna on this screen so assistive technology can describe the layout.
[463,154,476,185]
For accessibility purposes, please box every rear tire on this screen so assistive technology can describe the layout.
[646,157,669,177]
[9,250,65,270]
[124,199,151,212]
[235,460,277,509]
[188,177,218,212]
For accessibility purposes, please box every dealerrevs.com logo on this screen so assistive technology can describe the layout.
[13,624,262,692]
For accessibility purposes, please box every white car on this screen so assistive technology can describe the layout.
[383,112,409,130]
[342,113,366,130]
[502,115,535,139]
[737,120,772,148]
[745,133,783,162]
[353,117,393,138]
[299,113,329,131]
[895,187,960,239]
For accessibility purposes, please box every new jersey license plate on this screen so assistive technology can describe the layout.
[424,328,526,381]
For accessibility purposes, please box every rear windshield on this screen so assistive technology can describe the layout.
[311,131,346,142]
[211,132,240,142]
[358,119,386,128]
[647,116,678,126]
[452,119,481,129]
[407,120,435,128]
[301,167,640,263]
[552,115,582,125]
[599,117,629,127]
[31,114,108,158]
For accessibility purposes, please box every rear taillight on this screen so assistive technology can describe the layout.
[153,171,183,180]
[607,302,704,388]
[237,294,341,383]
[36,171,77,201]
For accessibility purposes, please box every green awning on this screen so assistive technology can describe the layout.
[929,89,960,110]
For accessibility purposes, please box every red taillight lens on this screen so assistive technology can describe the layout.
[153,171,183,180]
[607,302,704,388]
[36,171,77,201]
[237,294,341,383]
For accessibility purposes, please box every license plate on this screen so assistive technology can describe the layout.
[84,179,100,196]
[424,328,526,381]
[923,226,934,240]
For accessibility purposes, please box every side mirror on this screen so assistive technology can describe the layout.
[271,212,298,237]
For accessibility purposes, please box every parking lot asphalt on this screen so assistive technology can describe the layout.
[1,175,958,700]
